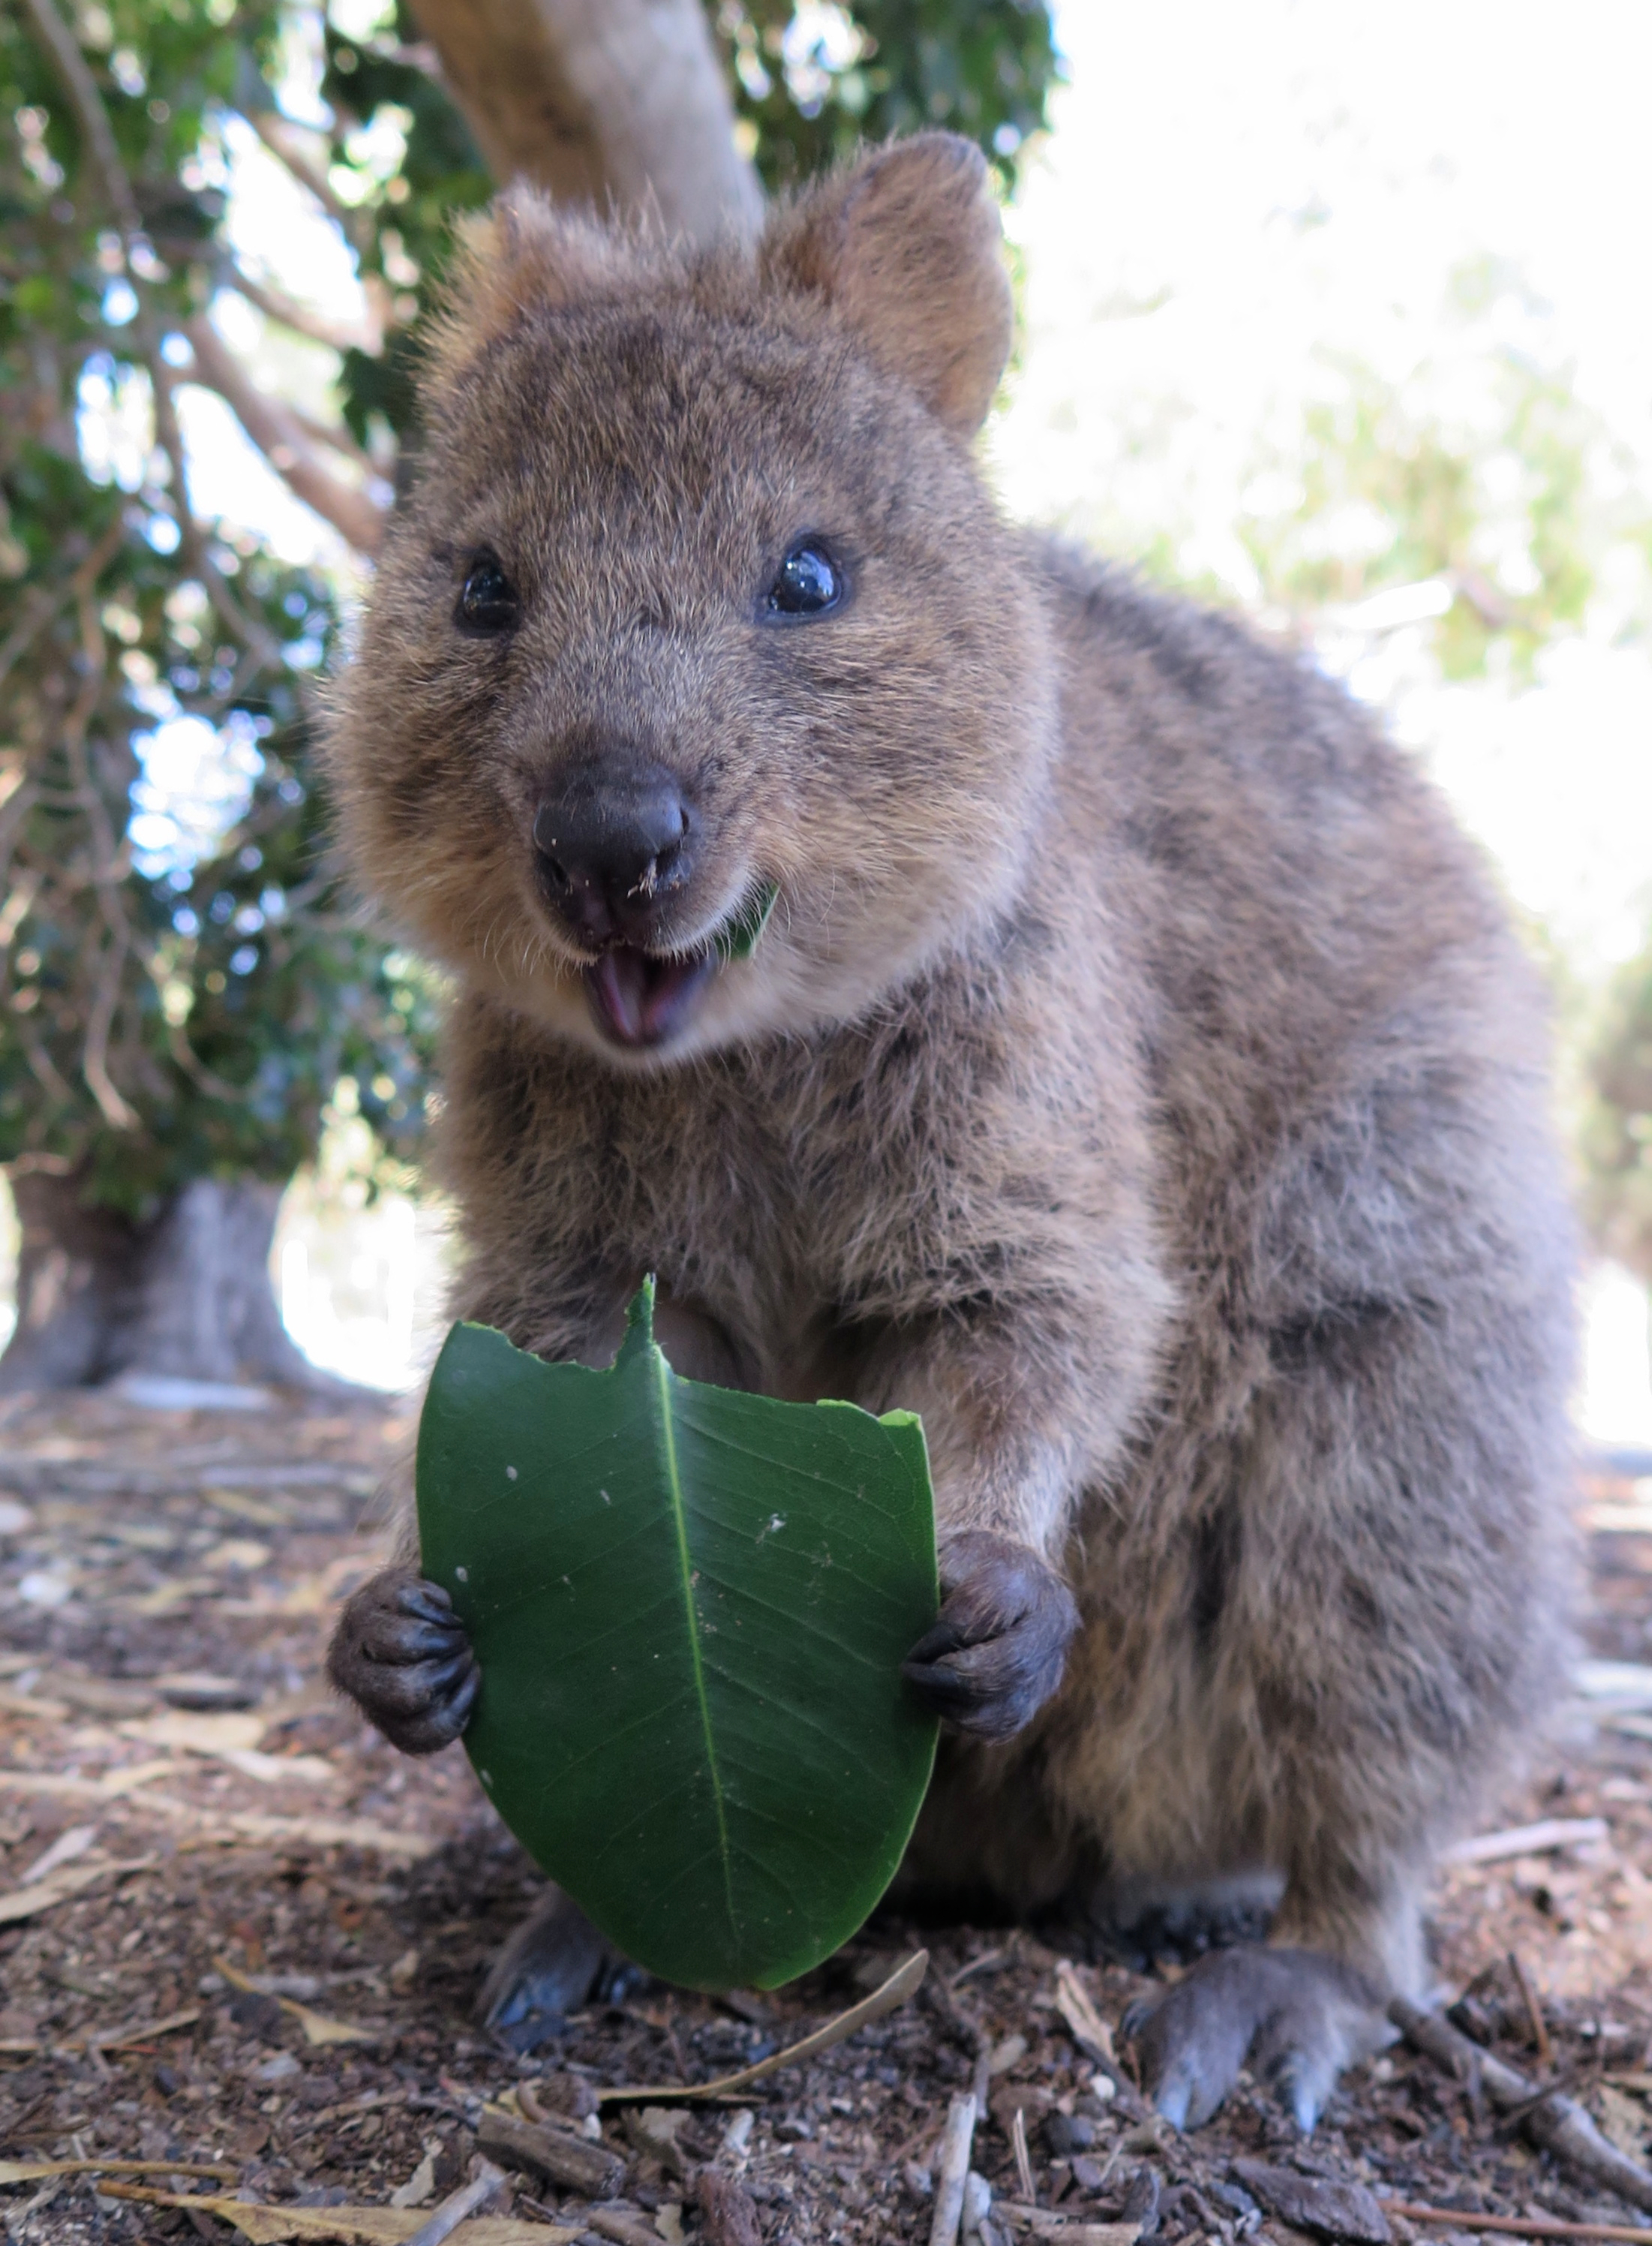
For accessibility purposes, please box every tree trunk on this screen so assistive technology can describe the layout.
[406,0,763,245]
[0,1170,350,1397]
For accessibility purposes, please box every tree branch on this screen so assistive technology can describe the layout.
[182,318,386,557]
[290,405,380,479]
[404,0,764,245]
[20,0,143,240]
[249,110,368,247]
[225,266,380,358]
[23,0,280,660]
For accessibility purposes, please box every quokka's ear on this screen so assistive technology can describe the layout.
[422,183,624,392]
[763,133,1013,436]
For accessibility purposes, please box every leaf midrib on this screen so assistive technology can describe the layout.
[653,1342,740,1947]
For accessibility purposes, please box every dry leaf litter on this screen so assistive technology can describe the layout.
[3,1391,1652,2246]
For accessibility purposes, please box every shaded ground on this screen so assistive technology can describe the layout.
[5,1392,1652,2244]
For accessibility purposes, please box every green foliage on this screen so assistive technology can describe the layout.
[1071,259,1645,696]
[1582,951,1652,1286]
[1236,327,1609,686]
[417,1280,939,1990]
[716,0,1059,195]
[314,0,1056,452]
[4,0,1056,1227]
[2,0,438,1221]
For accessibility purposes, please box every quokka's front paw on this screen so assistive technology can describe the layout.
[902,1529,1079,1741]
[326,1565,480,1754]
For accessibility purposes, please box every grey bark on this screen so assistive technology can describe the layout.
[0,1169,347,1395]
[405,0,764,245]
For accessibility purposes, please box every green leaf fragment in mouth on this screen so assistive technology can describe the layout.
[713,880,779,963]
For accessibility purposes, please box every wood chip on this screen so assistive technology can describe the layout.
[622,2104,691,2177]
[584,2208,668,2246]
[1230,2161,1392,2244]
[997,2211,1139,2243]
[693,2172,763,2246]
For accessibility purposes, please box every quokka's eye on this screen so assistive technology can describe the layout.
[456,552,519,635]
[764,539,844,620]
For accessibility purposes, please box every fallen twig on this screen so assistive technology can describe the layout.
[0,1854,156,1925]
[402,2160,507,2246]
[0,2157,236,2185]
[930,2091,979,2246]
[1509,1950,1553,2066]
[91,2182,574,2242]
[1444,1819,1609,1867]
[476,2106,623,2197]
[1391,1998,1652,2214]
[597,1947,927,2104]
[1053,1959,1152,2121]
[1013,2103,1036,2202]
[1386,2202,1652,2242]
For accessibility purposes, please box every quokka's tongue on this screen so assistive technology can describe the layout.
[584,948,715,1048]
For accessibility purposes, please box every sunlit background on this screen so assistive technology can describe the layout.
[12,0,1651,1436]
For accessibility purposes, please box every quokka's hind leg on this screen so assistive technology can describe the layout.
[478,1887,617,2049]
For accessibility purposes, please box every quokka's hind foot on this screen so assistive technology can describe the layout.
[1123,1945,1388,2132]
[479,1887,624,2052]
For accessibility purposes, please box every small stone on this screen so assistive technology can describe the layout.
[1047,2110,1098,2156]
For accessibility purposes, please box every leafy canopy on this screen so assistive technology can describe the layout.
[3,0,1057,1217]
[1,0,437,1216]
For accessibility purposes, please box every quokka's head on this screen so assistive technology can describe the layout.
[331,133,1056,1068]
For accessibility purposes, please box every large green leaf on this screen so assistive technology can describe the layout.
[416,1279,939,1991]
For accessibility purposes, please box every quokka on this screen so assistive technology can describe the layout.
[326,134,1575,2126]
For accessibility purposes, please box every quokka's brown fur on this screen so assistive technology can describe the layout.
[329,136,1575,2016]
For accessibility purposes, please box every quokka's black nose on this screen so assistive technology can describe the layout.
[533,768,692,944]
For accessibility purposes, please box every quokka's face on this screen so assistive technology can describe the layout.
[331,140,1054,1068]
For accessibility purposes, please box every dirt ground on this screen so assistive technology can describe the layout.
[6,1391,1652,2246]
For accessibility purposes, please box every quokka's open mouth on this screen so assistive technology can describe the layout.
[582,947,717,1048]
[578,883,777,1050]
